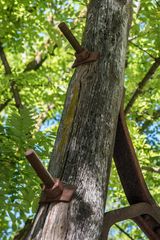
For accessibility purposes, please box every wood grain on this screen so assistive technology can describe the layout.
[25,1,132,239]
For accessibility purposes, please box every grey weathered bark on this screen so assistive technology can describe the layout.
[26,1,132,239]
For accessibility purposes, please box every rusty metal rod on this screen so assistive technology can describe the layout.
[25,149,54,188]
[58,22,83,53]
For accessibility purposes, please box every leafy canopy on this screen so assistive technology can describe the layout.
[0,0,159,239]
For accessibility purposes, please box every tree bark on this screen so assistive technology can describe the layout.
[26,1,132,239]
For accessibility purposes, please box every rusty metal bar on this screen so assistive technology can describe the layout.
[25,149,54,188]
[58,22,99,68]
[114,108,153,204]
[25,149,76,203]
[58,22,83,53]
[112,104,160,239]
[102,203,160,240]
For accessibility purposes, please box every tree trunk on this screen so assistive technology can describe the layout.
[26,1,132,239]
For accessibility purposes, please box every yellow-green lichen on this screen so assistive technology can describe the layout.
[56,82,80,157]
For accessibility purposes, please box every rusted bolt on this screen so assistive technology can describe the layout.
[25,149,54,188]
[58,22,83,54]
[58,22,99,68]
[25,149,76,203]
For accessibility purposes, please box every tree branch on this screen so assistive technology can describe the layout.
[24,54,47,72]
[0,41,57,112]
[142,166,160,174]
[115,223,135,240]
[0,99,11,111]
[0,43,23,109]
[125,57,160,114]
[0,44,12,74]
[129,41,156,59]
[24,43,57,72]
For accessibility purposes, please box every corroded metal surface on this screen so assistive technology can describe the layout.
[109,107,160,240]
[58,22,99,67]
[25,149,75,203]
[58,22,83,54]
[25,149,55,188]
[102,203,160,239]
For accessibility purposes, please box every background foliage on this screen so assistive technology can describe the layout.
[0,0,159,239]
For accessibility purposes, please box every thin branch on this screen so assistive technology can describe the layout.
[24,54,47,72]
[0,43,23,109]
[0,99,11,111]
[129,41,156,59]
[125,57,160,114]
[128,35,139,42]
[128,28,158,44]
[0,44,12,74]
[142,166,160,174]
[10,81,23,109]
[24,44,57,72]
[115,223,134,240]
[0,42,57,112]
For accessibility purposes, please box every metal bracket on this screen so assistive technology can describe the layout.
[73,49,99,68]
[58,22,99,68]
[102,202,160,240]
[25,149,76,203]
[40,181,76,203]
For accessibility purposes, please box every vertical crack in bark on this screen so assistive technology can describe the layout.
[64,205,70,240]
[26,204,50,239]
[60,72,82,181]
